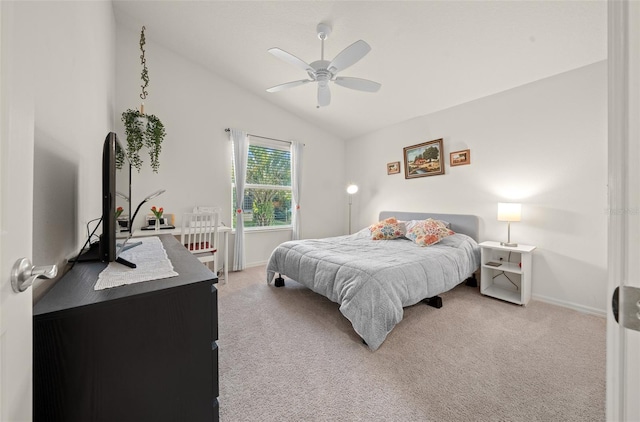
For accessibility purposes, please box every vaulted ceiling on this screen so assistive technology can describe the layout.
[113,1,607,140]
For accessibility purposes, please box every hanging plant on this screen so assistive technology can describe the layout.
[120,26,166,173]
[121,108,165,172]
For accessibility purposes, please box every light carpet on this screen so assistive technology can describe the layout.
[217,265,605,421]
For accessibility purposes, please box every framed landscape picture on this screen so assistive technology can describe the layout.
[387,161,400,175]
[450,149,470,166]
[403,139,444,179]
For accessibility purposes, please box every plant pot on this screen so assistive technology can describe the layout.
[136,115,148,130]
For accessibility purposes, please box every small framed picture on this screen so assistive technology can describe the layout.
[403,139,444,179]
[450,149,470,166]
[387,161,400,175]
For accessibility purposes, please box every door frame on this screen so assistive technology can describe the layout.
[606,0,640,419]
[0,1,37,419]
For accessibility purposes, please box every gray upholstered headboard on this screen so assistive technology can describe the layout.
[379,211,479,241]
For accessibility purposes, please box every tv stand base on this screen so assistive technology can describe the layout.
[116,257,136,268]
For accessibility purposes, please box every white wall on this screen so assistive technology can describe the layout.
[346,61,608,314]
[17,1,116,299]
[115,25,346,267]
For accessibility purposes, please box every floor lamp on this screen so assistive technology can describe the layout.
[347,184,358,234]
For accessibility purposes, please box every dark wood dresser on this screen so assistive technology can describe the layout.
[33,235,219,421]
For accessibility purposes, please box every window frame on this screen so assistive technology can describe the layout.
[231,136,293,231]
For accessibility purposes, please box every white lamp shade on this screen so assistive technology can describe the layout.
[347,184,359,194]
[497,202,521,222]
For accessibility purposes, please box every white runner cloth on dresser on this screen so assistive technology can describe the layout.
[95,236,178,290]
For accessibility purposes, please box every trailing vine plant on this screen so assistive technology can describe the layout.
[145,113,165,173]
[139,25,149,103]
[120,26,166,173]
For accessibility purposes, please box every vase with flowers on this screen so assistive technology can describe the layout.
[115,206,124,219]
[115,206,124,232]
[151,206,164,231]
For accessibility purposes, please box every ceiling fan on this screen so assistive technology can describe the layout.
[266,23,381,108]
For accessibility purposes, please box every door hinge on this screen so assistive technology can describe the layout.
[612,286,640,332]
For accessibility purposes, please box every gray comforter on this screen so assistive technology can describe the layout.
[266,229,480,350]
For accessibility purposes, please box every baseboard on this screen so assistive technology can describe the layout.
[532,294,606,318]
[243,260,269,269]
[223,261,267,272]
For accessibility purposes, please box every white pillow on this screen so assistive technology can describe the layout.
[401,219,450,232]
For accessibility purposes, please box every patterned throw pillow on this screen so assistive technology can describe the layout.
[368,217,406,240]
[406,218,454,246]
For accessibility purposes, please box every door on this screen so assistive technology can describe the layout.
[607,0,640,420]
[0,2,36,420]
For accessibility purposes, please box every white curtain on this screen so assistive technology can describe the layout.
[230,129,248,271]
[291,141,304,240]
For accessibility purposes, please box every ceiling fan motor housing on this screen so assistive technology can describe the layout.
[309,60,333,82]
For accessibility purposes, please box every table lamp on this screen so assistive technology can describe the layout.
[497,202,521,247]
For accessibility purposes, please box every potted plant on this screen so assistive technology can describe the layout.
[120,26,166,173]
[150,206,164,231]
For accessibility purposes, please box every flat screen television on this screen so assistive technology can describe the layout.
[100,132,136,267]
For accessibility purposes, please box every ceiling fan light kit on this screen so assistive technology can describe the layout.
[267,23,381,108]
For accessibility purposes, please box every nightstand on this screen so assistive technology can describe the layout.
[479,241,536,305]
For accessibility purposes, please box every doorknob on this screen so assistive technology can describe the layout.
[11,258,58,293]
[612,286,640,332]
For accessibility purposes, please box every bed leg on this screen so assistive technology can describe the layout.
[423,296,443,309]
[274,274,285,287]
[465,273,478,287]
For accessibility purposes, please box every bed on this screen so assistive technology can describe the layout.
[266,211,481,350]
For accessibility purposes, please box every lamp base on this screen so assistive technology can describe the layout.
[500,241,518,247]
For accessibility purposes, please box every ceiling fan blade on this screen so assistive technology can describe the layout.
[317,84,331,107]
[268,48,315,74]
[266,79,312,93]
[334,77,381,93]
[328,40,371,73]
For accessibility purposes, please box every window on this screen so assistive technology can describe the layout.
[231,137,292,229]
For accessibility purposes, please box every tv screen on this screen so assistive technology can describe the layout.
[100,132,134,266]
